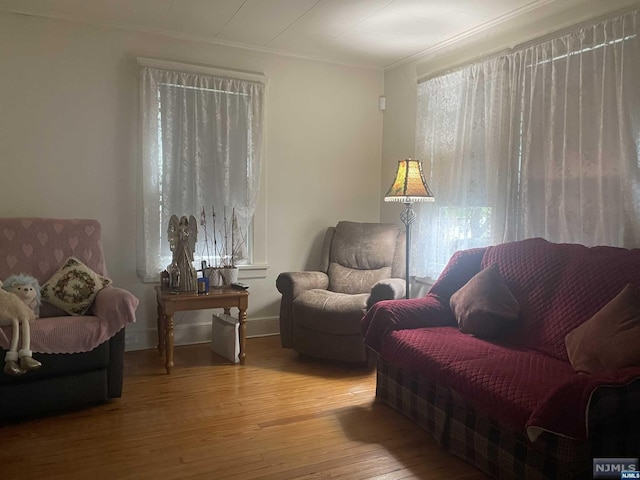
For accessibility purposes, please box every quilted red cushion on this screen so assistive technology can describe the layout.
[482,238,640,361]
[381,327,575,432]
[381,326,640,440]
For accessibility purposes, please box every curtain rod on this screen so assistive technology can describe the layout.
[417,4,640,84]
[416,48,510,84]
[137,56,267,85]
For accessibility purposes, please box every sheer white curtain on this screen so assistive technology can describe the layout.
[506,12,640,246]
[414,9,640,281]
[414,58,515,280]
[137,67,265,281]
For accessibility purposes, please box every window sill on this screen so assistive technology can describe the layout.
[238,264,269,279]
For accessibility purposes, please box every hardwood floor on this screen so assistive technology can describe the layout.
[0,336,486,480]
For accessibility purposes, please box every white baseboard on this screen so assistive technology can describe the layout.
[124,316,280,351]
[245,316,280,337]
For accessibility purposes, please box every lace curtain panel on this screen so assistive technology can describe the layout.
[137,67,265,282]
[414,9,640,281]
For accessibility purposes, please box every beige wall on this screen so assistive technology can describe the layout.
[0,12,384,350]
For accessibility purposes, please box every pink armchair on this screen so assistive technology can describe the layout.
[0,218,138,420]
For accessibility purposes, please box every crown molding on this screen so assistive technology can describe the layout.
[383,0,555,71]
[390,0,640,74]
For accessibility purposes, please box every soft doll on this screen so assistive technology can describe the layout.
[0,274,42,376]
[4,274,41,316]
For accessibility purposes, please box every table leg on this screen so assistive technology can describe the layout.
[238,307,247,365]
[157,301,166,356]
[165,314,174,374]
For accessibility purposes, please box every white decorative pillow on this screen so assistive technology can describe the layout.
[41,257,112,315]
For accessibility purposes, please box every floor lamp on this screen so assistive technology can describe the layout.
[384,158,435,299]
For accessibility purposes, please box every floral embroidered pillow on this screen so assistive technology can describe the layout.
[41,257,112,315]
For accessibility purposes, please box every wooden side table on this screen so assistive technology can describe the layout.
[154,285,249,373]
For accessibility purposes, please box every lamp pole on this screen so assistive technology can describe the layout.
[400,202,417,299]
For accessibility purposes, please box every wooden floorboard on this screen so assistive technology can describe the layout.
[0,336,487,480]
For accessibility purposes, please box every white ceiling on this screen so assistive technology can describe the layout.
[0,0,633,69]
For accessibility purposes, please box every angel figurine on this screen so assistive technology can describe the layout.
[167,214,198,292]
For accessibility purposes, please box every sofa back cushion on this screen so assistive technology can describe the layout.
[328,221,402,294]
[481,238,640,361]
[0,218,107,288]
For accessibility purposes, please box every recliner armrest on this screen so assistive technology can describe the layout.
[276,271,329,299]
[367,278,406,309]
[92,286,139,325]
[276,271,329,349]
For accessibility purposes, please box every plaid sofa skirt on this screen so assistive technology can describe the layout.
[375,358,640,480]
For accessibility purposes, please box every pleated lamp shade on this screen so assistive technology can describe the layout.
[384,158,435,203]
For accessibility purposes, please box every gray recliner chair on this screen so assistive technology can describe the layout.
[276,221,406,363]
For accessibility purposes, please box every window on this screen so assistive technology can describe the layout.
[137,59,266,282]
[414,9,640,281]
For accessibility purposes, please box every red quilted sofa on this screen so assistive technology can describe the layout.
[361,238,640,479]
